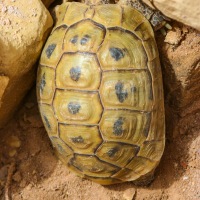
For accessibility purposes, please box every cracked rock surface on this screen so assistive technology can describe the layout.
[0,0,53,127]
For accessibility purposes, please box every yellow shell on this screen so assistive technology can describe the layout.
[37,2,165,185]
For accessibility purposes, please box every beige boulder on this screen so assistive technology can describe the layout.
[0,0,53,128]
[142,0,200,31]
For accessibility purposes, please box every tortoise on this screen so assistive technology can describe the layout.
[37,0,166,185]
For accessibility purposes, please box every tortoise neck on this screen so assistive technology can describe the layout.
[83,0,110,5]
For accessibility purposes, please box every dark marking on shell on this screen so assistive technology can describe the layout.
[57,144,64,154]
[115,81,128,103]
[69,66,81,81]
[68,102,81,114]
[107,147,119,157]
[43,115,51,129]
[144,112,151,137]
[80,34,91,45]
[109,47,125,61]
[71,136,84,143]
[70,35,78,44]
[147,72,153,100]
[40,73,46,93]
[113,117,124,136]
[131,86,137,93]
[135,146,140,155]
[45,43,56,58]
[50,138,64,154]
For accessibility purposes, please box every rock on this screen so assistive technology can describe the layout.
[6,135,21,148]
[0,0,53,128]
[0,166,8,181]
[13,171,22,182]
[123,188,136,200]
[158,25,200,113]
[42,0,55,8]
[8,149,17,157]
[142,0,200,31]
[20,179,27,188]
[183,176,189,180]
[164,27,183,45]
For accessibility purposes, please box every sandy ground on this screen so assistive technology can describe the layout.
[0,22,199,200]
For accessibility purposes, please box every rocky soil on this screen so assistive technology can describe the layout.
[0,22,199,200]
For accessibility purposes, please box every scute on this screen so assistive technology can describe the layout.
[134,21,154,40]
[63,19,106,53]
[40,25,67,68]
[37,66,55,104]
[53,89,103,124]
[121,6,154,40]
[50,136,73,163]
[54,3,70,28]
[137,140,164,161]
[121,6,146,32]
[143,38,158,61]
[147,59,165,141]
[39,104,58,136]
[56,53,101,90]
[112,168,141,181]
[97,28,147,70]
[100,110,150,145]
[69,155,120,177]
[126,156,157,177]
[62,3,88,26]
[37,2,165,185]
[96,142,139,167]
[92,5,122,28]
[100,70,153,111]
[83,176,121,185]
[59,124,103,154]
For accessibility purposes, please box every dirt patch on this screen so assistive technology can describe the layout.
[0,24,199,200]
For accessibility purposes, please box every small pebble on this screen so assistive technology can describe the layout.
[26,184,33,191]
[6,135,21,148]
[123,188,136,200]
[174,162,178,168]
[164,28,182,45]
[9,149,17,157]
[183,176,189,180]
[13,171,22,182]
[19,180,26,188]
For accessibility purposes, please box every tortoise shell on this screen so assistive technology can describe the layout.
[37,2,165,185]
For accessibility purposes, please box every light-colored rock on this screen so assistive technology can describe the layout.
[13,171,22,182]
[142,0,200,31]
[164,27,183,45]
[123,188,136,200]
[0,0,53,128]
